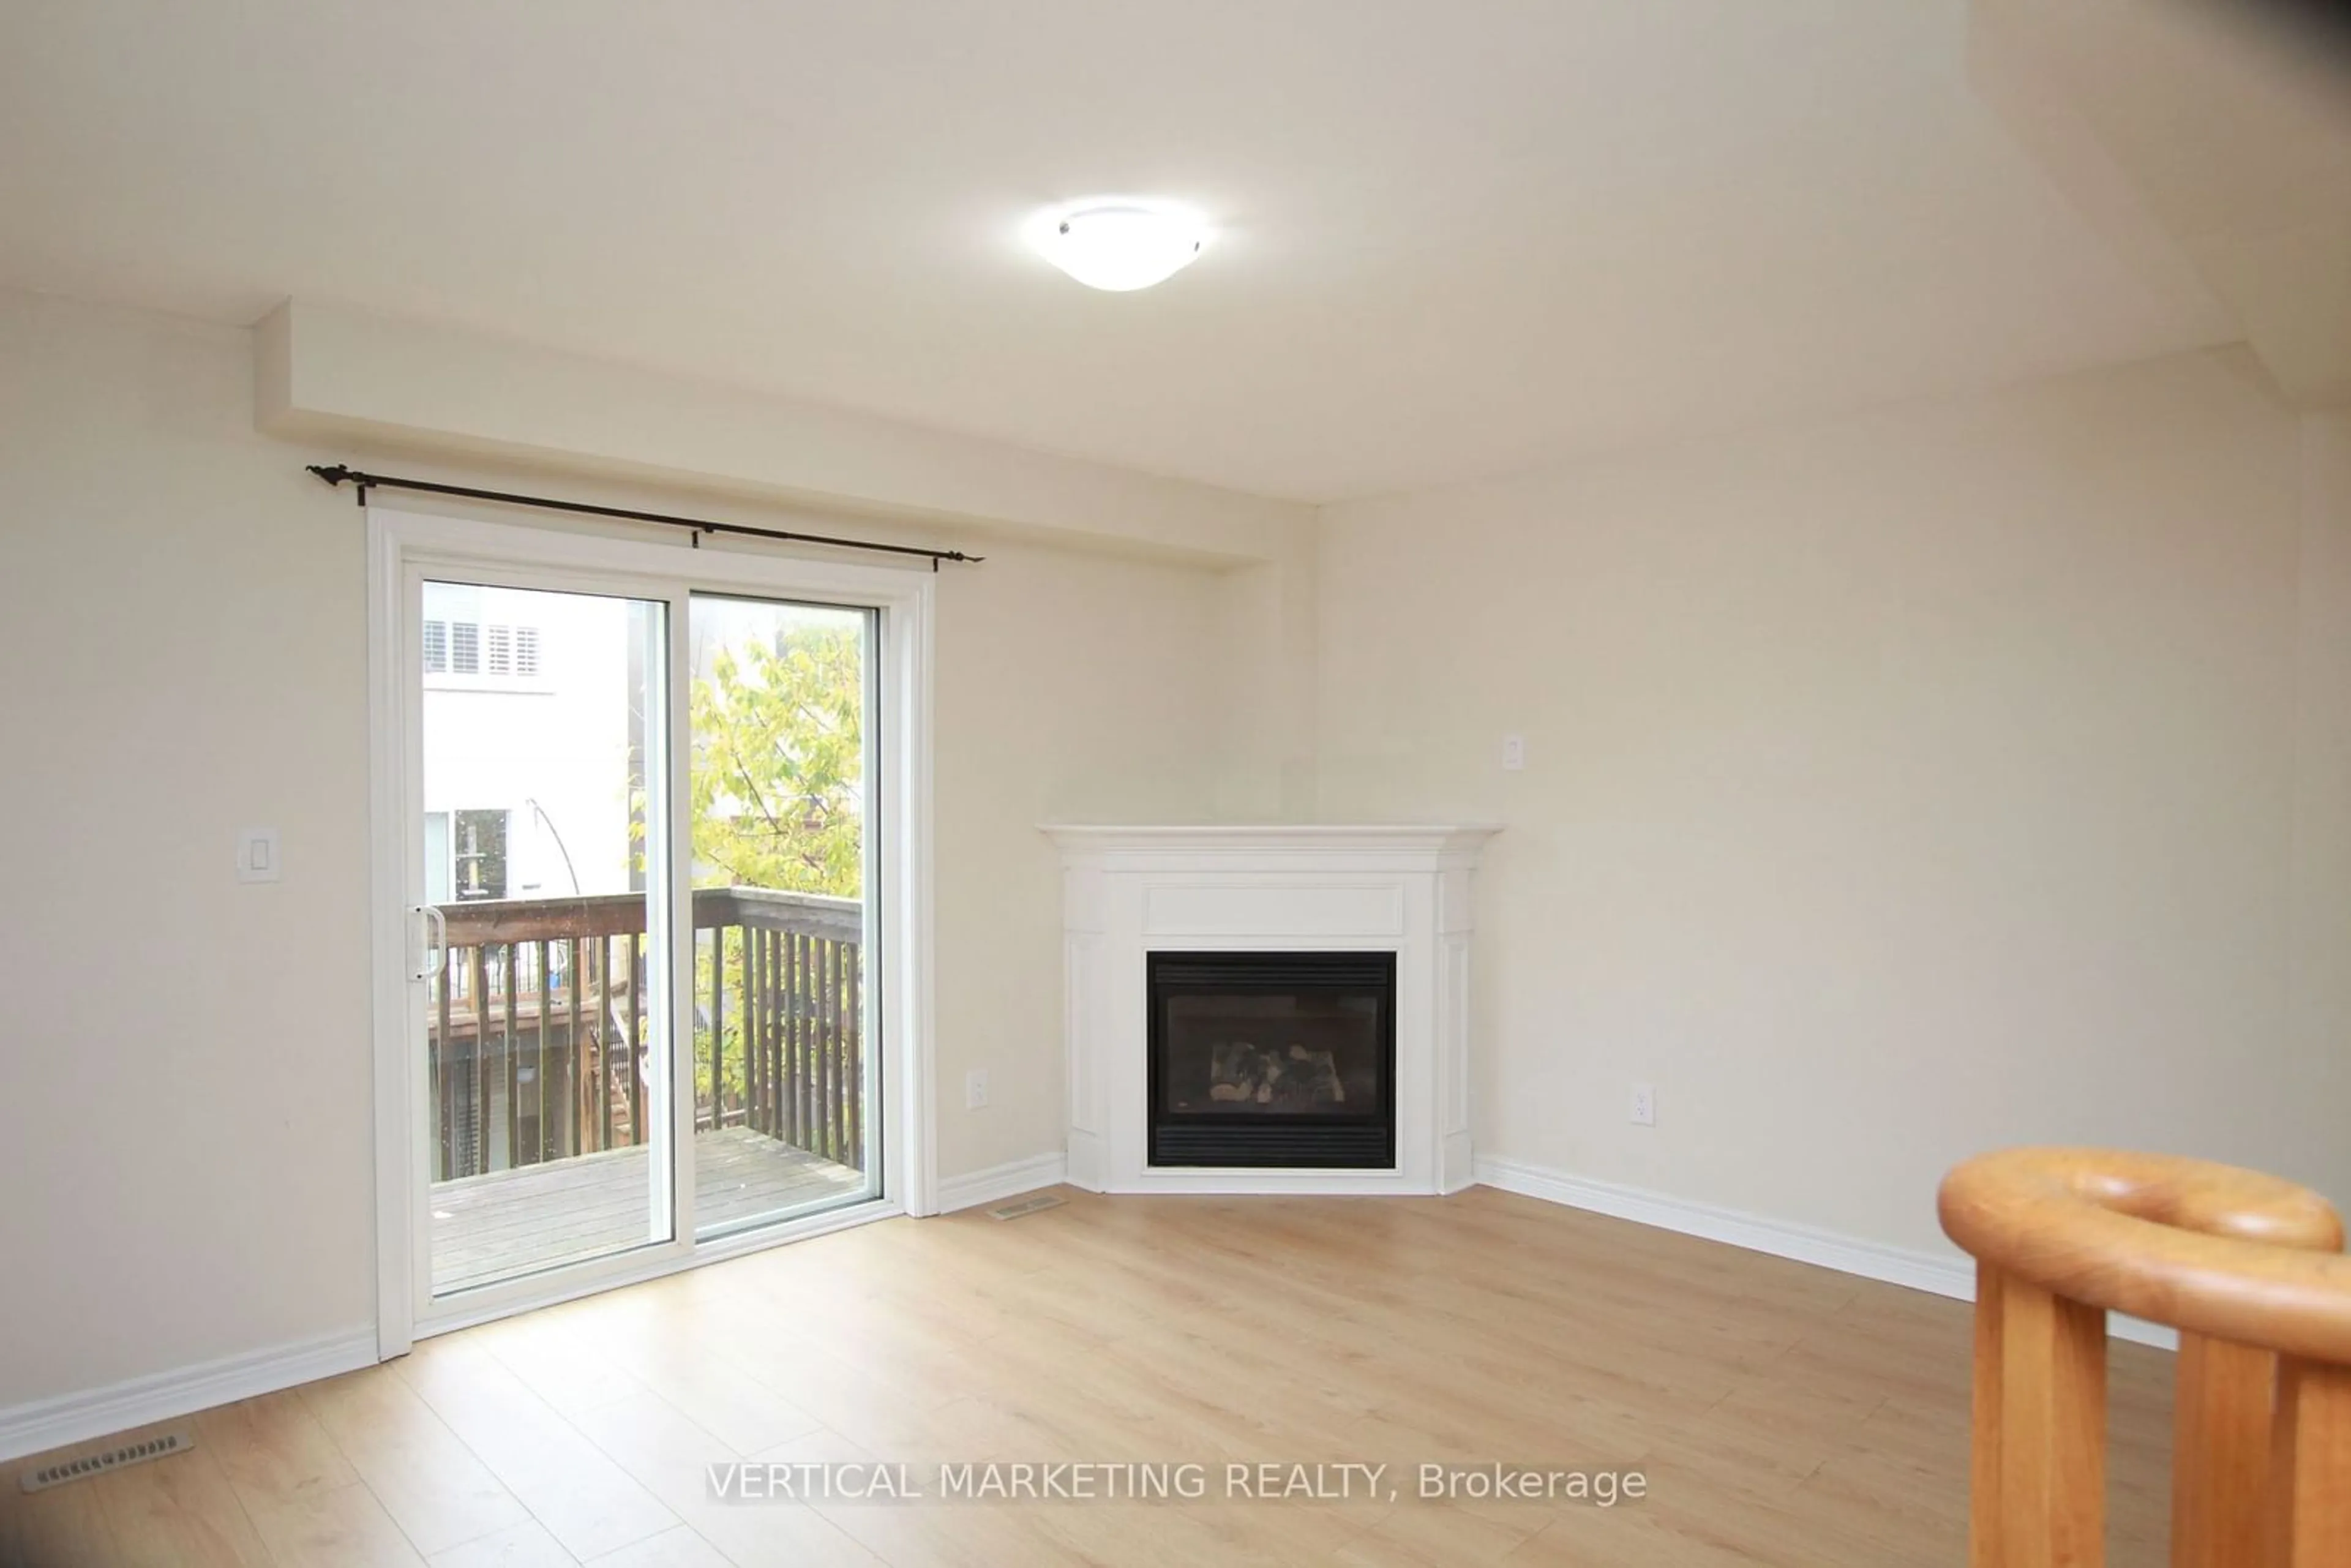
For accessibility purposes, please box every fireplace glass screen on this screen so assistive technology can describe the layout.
[1147,951,1396,1169]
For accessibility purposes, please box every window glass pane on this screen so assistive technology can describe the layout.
[451,621,480,674]
[687,594,880,1237]
[421,582,673,1296]
[423,812,451,904]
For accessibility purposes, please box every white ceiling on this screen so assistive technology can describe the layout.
[0,1,2244,503]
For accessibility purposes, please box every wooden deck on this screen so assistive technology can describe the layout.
[429,1126,868,1294]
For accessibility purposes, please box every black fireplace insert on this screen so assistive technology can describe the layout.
[1147,950,1397,1169]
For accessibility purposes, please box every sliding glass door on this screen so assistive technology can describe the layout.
[686,595,882,1237]
[396,555,891,1319]
[418,580,677,1296]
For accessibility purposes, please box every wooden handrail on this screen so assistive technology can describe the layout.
[437,886,861,946]
[1940,1147,2351,1364]
[1940,1147,2351,1567]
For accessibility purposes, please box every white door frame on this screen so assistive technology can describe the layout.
[367,505,938,1357]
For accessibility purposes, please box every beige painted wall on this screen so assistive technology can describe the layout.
[1316,350,2351,1256]
[933,537,1223,1173]
[0,288,1228,1409]
[256,301,1312,564]
[9,280,2345,1416]
[1,293,379,1413]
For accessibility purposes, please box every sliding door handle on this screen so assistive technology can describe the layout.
[413,903,448,983]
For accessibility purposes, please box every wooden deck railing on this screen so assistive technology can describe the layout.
[427,887,863,1182]
[1940,1147,2351,1566]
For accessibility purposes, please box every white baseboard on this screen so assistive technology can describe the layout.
[937,1152,1070,1214]
[1475,1155,2177,1352]
[1,1154,2172,1468]
[0,1326,378,1465]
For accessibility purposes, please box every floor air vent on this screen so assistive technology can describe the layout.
[19,1430,193,1493]
[988,1193,1066,1221]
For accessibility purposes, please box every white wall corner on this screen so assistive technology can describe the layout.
[1212,514,1322,819]
[1474,1155,2178,1351]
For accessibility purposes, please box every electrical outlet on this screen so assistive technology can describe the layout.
[966,1069,989,1109]
[1630,1082,1655,1127]
[1501,734,1526,771]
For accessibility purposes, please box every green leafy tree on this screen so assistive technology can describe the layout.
[679,621,864,1127]
[688,625,863,898]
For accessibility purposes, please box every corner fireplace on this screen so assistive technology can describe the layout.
[1147,951,1397,1169]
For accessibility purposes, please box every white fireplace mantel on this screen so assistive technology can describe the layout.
[1043,824,1499,1196]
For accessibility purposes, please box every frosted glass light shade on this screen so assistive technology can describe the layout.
[1030,203,1207,291]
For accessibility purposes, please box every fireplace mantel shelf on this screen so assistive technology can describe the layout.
[1047,823,1499,1197]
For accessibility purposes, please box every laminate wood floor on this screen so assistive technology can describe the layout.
[0,1186,2176,1566]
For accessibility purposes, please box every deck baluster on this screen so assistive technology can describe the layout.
[785,926,804,1147]
[801,935,814,1158]
[741,922,757,1131]
[744,925,759,1134]
[772,926,789,1141]
[752,921,771,1128]
[831,934,844,1160]
[467,942,492,1175]
[845,943,861,1171]
[811,935,826,1160]
[566,935,585,1156]
[815,932,830,1152]
[822,935,839,1160]
[739,923,754,1131]
[789,926,801,1139]
[840,937,853,1163]
[597,934,614,1151]
[778,925,792,1136]
[838,936,852,1161]
[629,932,643,1145]
[703,926,721,1133]
[504,942,520,1168]
[433,947,454,1180]
[534,939,553,1163]
[748,921,766,1133]
[756,925,768,1134]
[782,926,797,1142]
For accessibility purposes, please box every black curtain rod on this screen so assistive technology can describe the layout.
[306,464,982,569]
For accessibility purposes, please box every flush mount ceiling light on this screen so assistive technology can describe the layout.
[1027,201,1208,291]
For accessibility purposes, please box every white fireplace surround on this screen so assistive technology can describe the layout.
[1044,825,1499,1196]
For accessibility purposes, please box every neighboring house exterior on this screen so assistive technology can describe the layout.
[421,581,643,904]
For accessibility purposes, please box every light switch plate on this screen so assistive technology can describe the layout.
[1502,735,1526,771]
[236,827,281,883]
